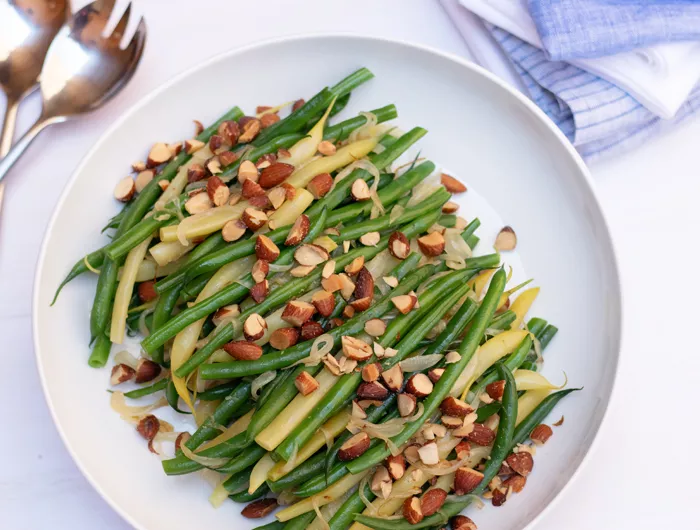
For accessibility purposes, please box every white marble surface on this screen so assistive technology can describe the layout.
[1,1,698,528]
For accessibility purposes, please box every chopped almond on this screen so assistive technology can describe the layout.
[295,371,319,396]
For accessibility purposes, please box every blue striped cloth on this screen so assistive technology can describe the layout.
[529,0,700,60]
[488,25,700,159]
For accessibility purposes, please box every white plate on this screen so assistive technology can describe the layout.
[33,35,621,530]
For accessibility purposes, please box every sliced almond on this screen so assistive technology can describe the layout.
[321,273,344,293]
[352,400,367,419]
[317,140,337,156]
[361,362,382,382]
[239,117,261,143]
[359,232,380,246]
[146,143,172,167]
[391,294,417,314]
[341,336,372,361]
[406,373,433,398]
[206,156,222,175]
[388,231,411,260]
[322,260,336,279]
[131,161,146,172]
[185,192,213,214]
[269,327,299,350]
[158,180,169,191]
[441,201,459,214]
[268,187,287,209]
[428,368,444,383]
[398,393,417,417]
[387,454,406,481]
[290,265,315,277]
[417,442,439,465]
[241,208,268,231]
[338,273,356,300]
[261,112,280,128]
[343,305,356,318]
[243,313,267,341]
[134,170,155,193]
[506,451,533,477]
[222,219,247,242]
[206,175,230,206]
[351,179,371,201]
[344,256,365,275]
[417,231,445,257]
[445,351,461,364]
[114,177,135,202]
[364,318,386,337]
[442,415,464,429]
[381,364,404,392]
[295,371,319,396]
[285,215,310,246]
[440,173,467,193]
[282,300,316,327]
[494,226,517,251]
[237,160,259,183]
[184,138,205,155]
[212,305,240,326]
[252,260,269,283]
[295,244,329,267]
[383,276,398,288]
[486,379,506,401]
[371,465,392,499]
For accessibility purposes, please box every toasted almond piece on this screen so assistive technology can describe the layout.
[351,178,371,201]
[357,381,390,400]
[403,497,424,525]
[212,304,240,326]
[290,265,315,277]
[191,119,204,136]
[206,175,230,206]
[292,98,305,111]
[467,423,496,446]
[268,187,287,209]
[269,327,300,350]
[175,432,191,452]
[280,182,296,201]
[506,451,533,476]
[187,163,207,183]
[354,267,374,300]
[241,208,268,231]
[421,488,447,517]
[208,134,228,154]
[241,499,277,519]
[343,305,356,318]
[454,467,484,495]
[285,214,310,246]
[403,444,421,464]
[553,416,565,427]
[350,296,371,313]
[357,399,383,410]
[338,432,371,461]
[295,371,319,396]
[530,424,553,445]
[397,393,417,417]
[136,415,160,441]
[453,412,478,438]
[417,231,445,257]
[110,364,135,385]
[441,201,459,214]
[317,140,337,156]
[237,160,259,183]
[383,347,398,358]
[239,117,261,143]
[131,161,146,172]
[388,231,410,260]
[486,379,506,401]
[391,294,417,315]
[146,143,172,167]
[364,318,386,337]
[282,300,316,327]
[361,362,382,382]
[344,256,365,275]
[261,112,280,129]
[185,192,213,214]
[307,172,333,199]
[184,138,205,155]
[386,454,405,481]
[134,170,155,193]
[114,177,135,202]
[295,244,329,267]
[359,231,380,246]
[243,313,267,341]
[255,234,280,262]
[452,515,478,530]
[440,173,467,193]
[441,415,463,429]
[322,260,336,279]
[352,400,367,419]
[428,368,444,383]
[491,486,508,506]
[417,442,439,465]
[137,280,158,303]
[158,179,169,191]
[223,340,263,360]
[259,162,295,188]
[343,240,351,253]
[480,392,494,405]
[222,219,247,242]
[383,276,399,288]
[321,273,344,293]
[503,474,527,493]
[440,397,474,418]
[341,335,372,361]
[250,280,269,303]
[312,290,335,317]
[242,178,266,199]
[338,356,358,375]
[381,364,404,392]
[301,320,324,341]
[251,260,269,283]
[218,120,240,145]
[134,358,161,384]
[338,273,356,300]
[170,141,184,156]
[456,440,471,460]
[494,226,517,251]
[445,351,461,364]
[371,465,392,499]
[406,373,433,398]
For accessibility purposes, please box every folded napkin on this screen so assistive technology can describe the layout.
[529,0,700,60]
[440,0,700,160]
[456,0,700,118]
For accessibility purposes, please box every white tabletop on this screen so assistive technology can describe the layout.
[2,1,699,528]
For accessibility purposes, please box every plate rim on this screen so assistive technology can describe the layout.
[32,32,623,530]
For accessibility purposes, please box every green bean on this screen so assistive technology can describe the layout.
[166,379,190,414]
[280,513,316,530]
[512,388,578,446]
[475,401,502,423]
[326,105,398,143]
[274,274,472,461]
[460,218,481,242]
[327,92,351,117]
[438,214,457,227]
[180,272,212,301]
[527,317,548,337]
[346,267,507,474]
[329,483,375,530]
[104,212,177,261]
[216,444,267,475]
[51,249,104,306]
[353,362,517,530]
[487,310,516,333]
[150,285,181,365]
[102,208,125,233]
[193,211,442,379]
[221,467,251,494]
[122,378,168,399]
[87,332,112,368]
[268,451,325,493]
[229,482,269,502]
[469,334,534,399]
[89,257,120,341]
[143,208,328,356]
[539,324,559,349]
[466,234,479,249]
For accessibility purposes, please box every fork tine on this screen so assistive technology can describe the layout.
[111,2,131,39]
[126,16,146,49]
